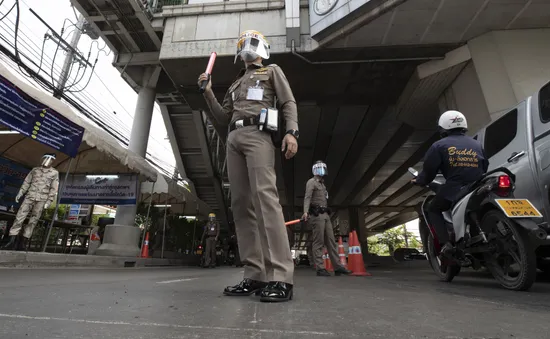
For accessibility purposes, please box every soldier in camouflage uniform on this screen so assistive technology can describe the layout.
[2,153,59,251]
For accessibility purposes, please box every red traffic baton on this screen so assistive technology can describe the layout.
[285,219,303,226]
[199,52,217,93]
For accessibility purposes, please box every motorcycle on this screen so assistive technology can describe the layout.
[409,166,547,291]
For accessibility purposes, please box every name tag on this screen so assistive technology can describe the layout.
[246,87,263,101]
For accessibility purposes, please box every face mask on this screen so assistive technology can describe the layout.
[241,51,257,62]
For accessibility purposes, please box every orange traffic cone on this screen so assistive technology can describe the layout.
[326,248,334,272]
[338,237,348,269]
[348,231,371,276]
[140,232,150,258]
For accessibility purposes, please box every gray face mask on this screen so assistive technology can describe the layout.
[241,51,257,62]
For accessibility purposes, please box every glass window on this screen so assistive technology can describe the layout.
[484,109,518,158]
[540,81,550,123]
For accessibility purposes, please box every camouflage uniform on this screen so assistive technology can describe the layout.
[202,221,220,267]
[10,167,59,239]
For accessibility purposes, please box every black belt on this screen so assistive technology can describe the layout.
[229,117,258,133]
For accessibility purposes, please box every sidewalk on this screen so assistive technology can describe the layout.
[0,250,199,268]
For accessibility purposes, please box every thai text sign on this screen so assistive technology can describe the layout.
[60,174,138,205]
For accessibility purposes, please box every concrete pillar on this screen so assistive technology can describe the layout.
[348,207,369,262]
[96,67,159,257]
[113,86,156,227]
[468,29,550,120]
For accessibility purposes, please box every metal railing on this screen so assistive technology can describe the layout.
[145,0,188,13]
[201,112,231,207]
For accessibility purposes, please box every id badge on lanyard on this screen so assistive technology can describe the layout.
[246,80,264,101]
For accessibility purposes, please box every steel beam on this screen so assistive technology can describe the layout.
[328,105,385,198]
[159,105,188,179]
[114,52,160,67]
[360,132,439,206]
[342,123,415,205]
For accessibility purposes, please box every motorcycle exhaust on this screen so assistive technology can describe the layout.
[536,230,547,240]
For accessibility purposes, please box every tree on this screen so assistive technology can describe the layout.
[367,225,422,256]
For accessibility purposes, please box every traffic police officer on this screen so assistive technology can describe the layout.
[303,161,352,276]
[201,213,220,268]
[198,30,299,302]
[412,110,488,254]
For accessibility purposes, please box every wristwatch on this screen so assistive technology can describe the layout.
[286,129,300,140]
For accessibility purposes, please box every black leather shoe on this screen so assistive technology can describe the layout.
[260,281,293,302]
[223,278,267,296]
[316,269,331,276]
[0,236,17,250]
[334,267,352,276]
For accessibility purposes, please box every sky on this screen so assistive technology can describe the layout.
[0,0,176,174]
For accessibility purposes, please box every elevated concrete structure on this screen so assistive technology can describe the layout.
[71,0,550,249]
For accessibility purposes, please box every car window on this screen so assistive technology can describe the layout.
[540,81,550,123]
[473,135,478,140]
[484,109,518,158]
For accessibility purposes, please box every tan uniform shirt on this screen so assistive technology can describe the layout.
[204,63,298,134]
[303,177,329,214]
[18,166,59,204]
[204,221,220,238]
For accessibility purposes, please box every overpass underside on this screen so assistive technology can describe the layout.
[71,0,550,246]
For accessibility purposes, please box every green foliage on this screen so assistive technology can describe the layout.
[42,202,68,220]
[367,225,422,256]
[91,214,109,226]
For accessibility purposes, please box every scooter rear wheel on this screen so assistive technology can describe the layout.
[481,210,536,291]
[427,234,460,282]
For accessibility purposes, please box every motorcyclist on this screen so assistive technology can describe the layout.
[412,110,489,254]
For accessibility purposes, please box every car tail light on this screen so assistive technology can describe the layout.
[496,175,512,196]
[198,245,202,249]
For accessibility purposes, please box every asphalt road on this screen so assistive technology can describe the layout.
[0,264,549,339]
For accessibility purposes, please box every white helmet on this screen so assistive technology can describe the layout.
[312,161,328,177]
[235,30,270,64]
[438,110,468,131]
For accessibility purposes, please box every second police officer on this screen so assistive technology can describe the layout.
[201,213,220,268]
[302,161,352,277]
[198,30,299,302]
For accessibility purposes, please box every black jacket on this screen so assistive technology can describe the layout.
[417,132,489,201]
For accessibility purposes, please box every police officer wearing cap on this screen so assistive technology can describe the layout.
[201,213,220,268]
[302,161,352,276]
[198,30,299,302]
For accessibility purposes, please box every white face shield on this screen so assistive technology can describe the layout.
[235,31,270,64]
[41,154,56,167]
[312,162,328,177]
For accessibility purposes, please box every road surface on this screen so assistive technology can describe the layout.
[0,264,549,338]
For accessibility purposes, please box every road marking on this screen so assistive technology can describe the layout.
[156,278,198,284]
[0,313,335,336]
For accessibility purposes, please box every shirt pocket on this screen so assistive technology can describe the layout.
[228,80,242,102]
[245,74,271,101]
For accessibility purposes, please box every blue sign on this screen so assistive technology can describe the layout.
[69,210,79,217]
[0,156,30,210]
[0,75,85,157]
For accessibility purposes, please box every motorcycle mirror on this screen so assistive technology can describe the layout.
[408,167,418,177]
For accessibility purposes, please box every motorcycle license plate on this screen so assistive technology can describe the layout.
[495,199,542,218]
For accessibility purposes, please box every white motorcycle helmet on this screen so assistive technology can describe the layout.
[438,110,468,136]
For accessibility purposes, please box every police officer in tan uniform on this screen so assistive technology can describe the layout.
[2,153,59,251]
[302,161,352,276]
[201,213,220,268]
[198,30,299,302]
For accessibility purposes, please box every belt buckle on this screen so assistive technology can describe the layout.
[235,120,244,129]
